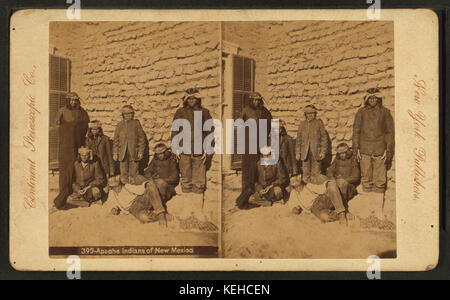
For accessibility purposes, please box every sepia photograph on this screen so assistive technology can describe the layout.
[9,9,439,271]
[48,21,221,257]
[221,21,396,258]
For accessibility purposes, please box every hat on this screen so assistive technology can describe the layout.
[154,143,168,154]
[66,92,80,100]
[89,120,102,129]
[183,88,202,101]
[121,105,135,114]
[78,146,91,156]
[248,92,263,100]
[364,88,383,102]
[304,105,317,114]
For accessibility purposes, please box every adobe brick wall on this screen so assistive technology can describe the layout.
[265,21,394,150]
[50,21,222,182]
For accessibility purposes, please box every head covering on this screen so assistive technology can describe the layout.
[279,120,287,129]
[154,143,168,155]
[336,143,349,153]
[260,145,272,156]
[304,105,318,114]
[249,92,263,101]
[89,120,102,129]
[364,88,383,103]
[121,105,135,114]
[183,88,202,101]
[66,92,80,100]
[78,146,90,155]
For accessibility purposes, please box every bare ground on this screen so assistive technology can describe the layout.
[222,174,396,258]
[49,173,219,248]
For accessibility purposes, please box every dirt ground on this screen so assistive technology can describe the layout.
[222,174,396,259]
[49,173,219,248]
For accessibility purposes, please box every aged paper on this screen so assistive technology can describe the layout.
[10,9,439,271]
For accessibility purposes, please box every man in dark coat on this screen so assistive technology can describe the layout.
[144,143,179,202]
[86,120,114,178]
[352,88,394,193]
[171,88,214,194]
[279,120,298,177]
[248,146,290,207]
[113,105,146,185]
[235,92,272,209]
[53,92,90,209]
[326,143,360,202]
[295,105,328,184]
[66,147,106,207]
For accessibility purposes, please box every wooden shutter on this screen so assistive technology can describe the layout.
[231,55,255,170]
[49,55,71,170]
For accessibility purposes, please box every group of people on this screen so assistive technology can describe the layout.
[53,88,214,226]
[52,86,394,226]
[235,88,394,225]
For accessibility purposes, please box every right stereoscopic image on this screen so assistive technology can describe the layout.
[221,21,396,258]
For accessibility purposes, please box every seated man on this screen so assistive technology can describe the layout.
[67,147,106,207]
[248,146,290,207]
[326,142,360,201]
[106,175,170,226]
[287,174,350,225]
[143,143,179,202]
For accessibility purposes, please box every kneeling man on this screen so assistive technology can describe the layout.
[144,143,179,202]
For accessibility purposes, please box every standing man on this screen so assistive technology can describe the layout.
[171,88,214,194]
[295,105,328,184]
[235,92,272,209]
[353,88,394,193]
[53,92,90,209]
[113,105,146,185]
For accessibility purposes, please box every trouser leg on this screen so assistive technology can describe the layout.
[241,154,259,191]
[144,179,166,215]
[360,154,373,192]
[178,154,193,193]
[154,178,176,202]
[311,158,322,177]
[311,194,333,220]
[120,152,129,184]
[248,191,272,207]
[192,155,206,194]
[373,156,387,193]
[128,159,139,184]
[302,154,312,183]
[325,179,346,214]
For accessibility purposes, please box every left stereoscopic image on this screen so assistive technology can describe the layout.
[48,22,221,257]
